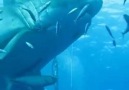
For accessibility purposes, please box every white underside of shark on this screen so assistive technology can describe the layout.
[0,0,103,90]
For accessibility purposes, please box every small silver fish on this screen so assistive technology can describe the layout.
[25,42,34,49]
[68,8,78,15]
[122,14,129,37]
[105,25,116,47]
[112,39,116,47]
[0,49,7,53]
[123,0,127,5]
[55,21,59,36]
[74,4,89,22]
[105,25,114,39]
[84,21,91,35]
[39,1,51,15]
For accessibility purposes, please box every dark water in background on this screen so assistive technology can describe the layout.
[42,0,129,90]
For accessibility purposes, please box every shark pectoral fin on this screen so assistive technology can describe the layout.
[0,30,29,60]
[13,75,57,87]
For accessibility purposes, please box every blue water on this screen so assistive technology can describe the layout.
[42,0,129,90]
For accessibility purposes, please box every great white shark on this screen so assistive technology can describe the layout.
[0,0,103,90]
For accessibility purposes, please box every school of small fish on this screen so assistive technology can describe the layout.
[103,0,129,47]
[0,0,129,49]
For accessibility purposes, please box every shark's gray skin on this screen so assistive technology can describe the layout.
[0,0,103,90]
